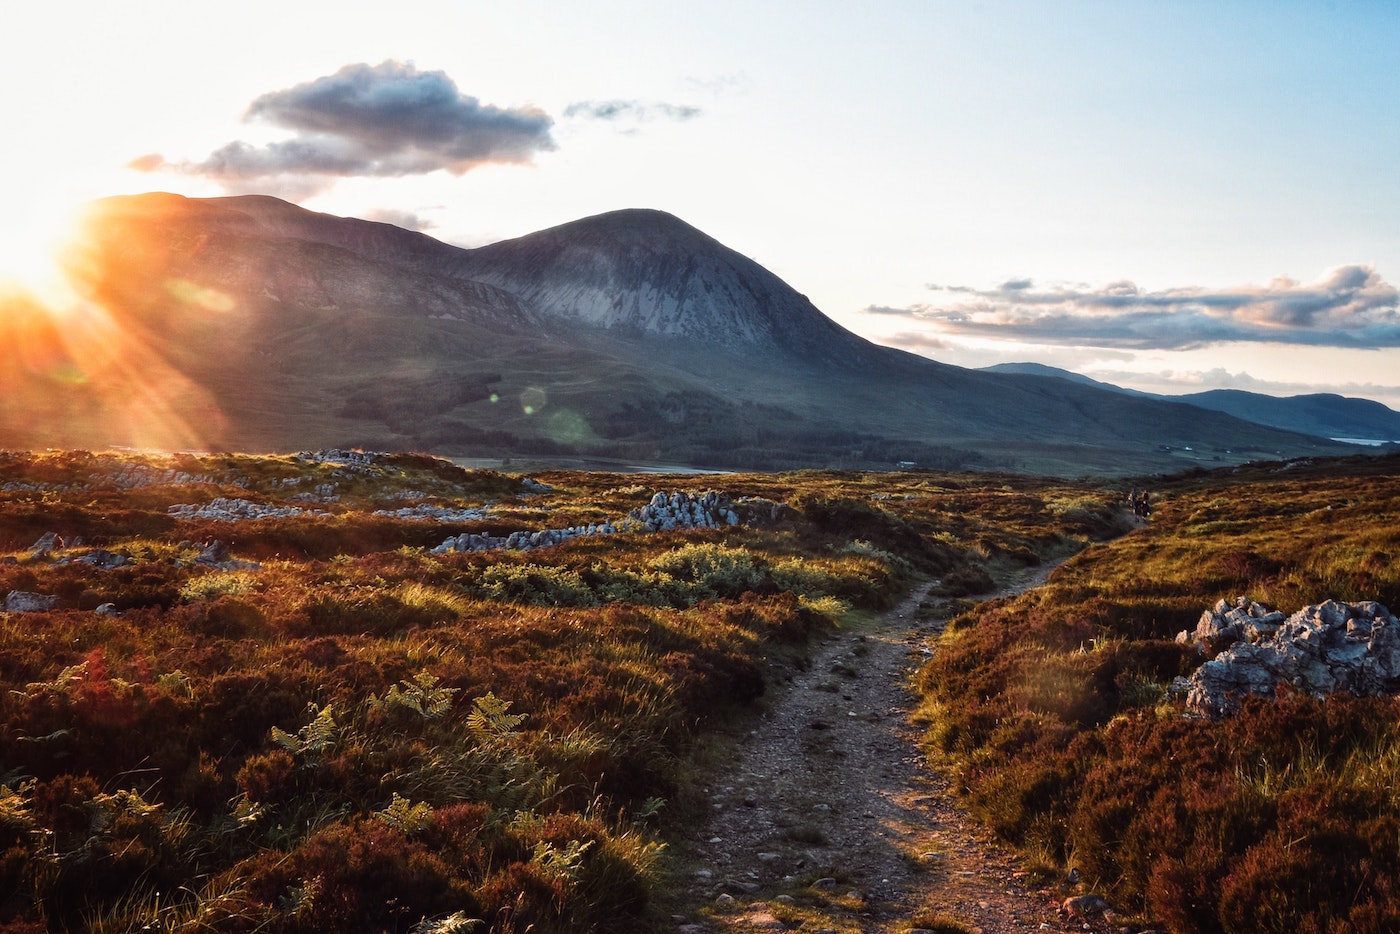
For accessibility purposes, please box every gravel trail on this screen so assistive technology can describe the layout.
[665,565,1123,933]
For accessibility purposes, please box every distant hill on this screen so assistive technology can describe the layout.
[984,363,1400,443]
[0,192,1358,475]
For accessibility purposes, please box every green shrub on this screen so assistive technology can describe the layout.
[648,543,768,600]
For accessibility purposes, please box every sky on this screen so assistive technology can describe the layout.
[4,1,1400,407]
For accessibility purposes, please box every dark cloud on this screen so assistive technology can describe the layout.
[867,266,1400,350]
[137,61,554,193]
[563,99,702,122]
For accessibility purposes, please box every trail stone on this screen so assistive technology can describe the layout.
[1061,893,1112,918]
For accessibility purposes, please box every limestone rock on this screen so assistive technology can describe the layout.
[1184,597,1400,717]
[432,489,744,555]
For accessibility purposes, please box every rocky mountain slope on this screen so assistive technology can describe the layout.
[0,193,1358,475]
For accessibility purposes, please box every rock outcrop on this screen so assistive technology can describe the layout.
[431,490,739,555]
[1178,596,1400,717]
[168,497,324,521]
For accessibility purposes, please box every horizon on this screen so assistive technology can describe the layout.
[3,2,1399,407]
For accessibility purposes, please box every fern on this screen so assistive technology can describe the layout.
[530,838,594,883]
[156,669,195,698]
[271,703,338,760]
[0,781,34,831]
[86,789,163,833]
[410,912,484,934]
[280,878,318,918]
[632,795,666,826]
[466,692,526,740]
[19,661,89,697]
[375,792,434,834]
[229,794,266,827]
[367,670,459,720]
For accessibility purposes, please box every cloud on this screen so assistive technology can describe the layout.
[878,329,952,353]
[563,99,702,122]
[126,153,165,172]
[137,61,554,193]
[683,72,751,97]
[363,208,435,232]
[1093,365,1400,406]
[869,266,1400,350]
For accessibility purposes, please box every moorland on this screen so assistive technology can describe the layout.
[0,447,1398,932]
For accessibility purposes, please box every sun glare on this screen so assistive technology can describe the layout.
[0,201,84,311]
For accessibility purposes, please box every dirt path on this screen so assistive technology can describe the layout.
[665,566,1119,933]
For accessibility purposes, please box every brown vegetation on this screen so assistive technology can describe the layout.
[0,449,1111,932]
[12,447,1397,931]
[916,454,1400,932]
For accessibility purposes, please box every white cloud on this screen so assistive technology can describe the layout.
[868,265,1400,350]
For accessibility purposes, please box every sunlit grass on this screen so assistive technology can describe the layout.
[913,453,1400,930]
[9,449,1125,930]
[18,447,1383,928]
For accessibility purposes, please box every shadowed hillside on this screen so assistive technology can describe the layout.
[0,193,1357,475]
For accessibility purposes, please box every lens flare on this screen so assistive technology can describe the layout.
[545,409,594,445]
[0,204,229,452]
[166,278,237,313]
[520,386,548,415]
[0,202,83,312]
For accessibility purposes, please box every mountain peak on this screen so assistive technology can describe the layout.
[453,208,864,361]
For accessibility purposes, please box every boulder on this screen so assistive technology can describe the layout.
[72,549,130,569]
[195,540,261,570]
[5,591,60,613]
[28,532,62,558]
[1184,597,1400,717]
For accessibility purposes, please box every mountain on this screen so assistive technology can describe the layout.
[984,363,1400,444]
[0,192,1359,475]
[983,362,1153,397]
[444,208,878,366]
[1176,391,1400,443]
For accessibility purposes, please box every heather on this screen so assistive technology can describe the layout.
[916,454,1400,932]
[0,450,1108,932]
[13,447,1397,931]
